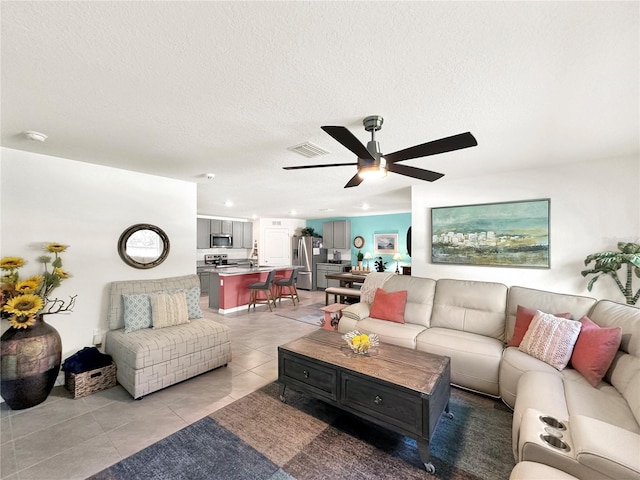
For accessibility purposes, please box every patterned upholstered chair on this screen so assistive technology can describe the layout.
[104,274,231,399]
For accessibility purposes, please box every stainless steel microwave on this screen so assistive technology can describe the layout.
[211,234,232,248]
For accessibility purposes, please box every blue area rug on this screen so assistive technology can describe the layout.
[90,382,514,480]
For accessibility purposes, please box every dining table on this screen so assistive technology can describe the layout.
[324,272,369,288]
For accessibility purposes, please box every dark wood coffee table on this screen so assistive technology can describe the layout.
[278,329,452,474]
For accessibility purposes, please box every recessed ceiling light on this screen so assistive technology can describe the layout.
[319,208,335,212]
[362,203,370,210]
[289,210,297,215]
[224,200,233,207]
[24,130,47,142]
[205,173,215,180]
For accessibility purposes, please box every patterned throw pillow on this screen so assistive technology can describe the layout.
[122,293,152,333]
[171,286,203,319]
[519,311,582,370]
[151,291,190,329]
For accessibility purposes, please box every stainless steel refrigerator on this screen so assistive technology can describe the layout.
[292,236,326,290]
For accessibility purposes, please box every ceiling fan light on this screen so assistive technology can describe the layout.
[358,165,387,179]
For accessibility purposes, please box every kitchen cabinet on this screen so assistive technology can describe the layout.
[197,218,211,249]
[242,222,253,249]
[322,220,350,250]
[210,220,232,235]
[232,221,253,249]
[198,271,210,295]
[316,263,345,290]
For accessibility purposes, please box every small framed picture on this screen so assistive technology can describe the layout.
[374,234,398,254]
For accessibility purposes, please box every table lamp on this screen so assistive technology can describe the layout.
[363,252,373,271]
[393,252,402,274]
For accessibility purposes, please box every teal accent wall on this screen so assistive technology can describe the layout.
[307,213,411,271]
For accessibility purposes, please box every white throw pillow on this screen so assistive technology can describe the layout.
[151,291,190,329]
[519,311,582,370]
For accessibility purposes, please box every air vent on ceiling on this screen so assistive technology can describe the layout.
[288,142,330,158]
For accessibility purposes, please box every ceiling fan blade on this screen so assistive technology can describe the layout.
[384,132,477,163]
[388,163,444,182]
[321,126,375,160]
[283,162,357,170]
[344,173,363,188]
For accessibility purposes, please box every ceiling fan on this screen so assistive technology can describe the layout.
[283,116,477,188]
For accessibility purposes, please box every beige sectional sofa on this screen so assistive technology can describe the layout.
[339,273,640,480]
[105,274,232,399]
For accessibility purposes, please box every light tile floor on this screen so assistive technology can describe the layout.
[0,291,326,480]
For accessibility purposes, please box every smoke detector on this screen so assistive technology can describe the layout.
[24,130,48,142]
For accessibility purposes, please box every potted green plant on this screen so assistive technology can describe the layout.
[581,242,640,305]
[356,250,364,268]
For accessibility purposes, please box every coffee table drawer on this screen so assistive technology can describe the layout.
[341,372,422,436]
[279,353,338,401]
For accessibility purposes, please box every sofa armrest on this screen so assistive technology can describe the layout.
[341,302,370,322]
[571,414,640,480]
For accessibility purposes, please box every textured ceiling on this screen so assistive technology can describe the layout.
[2,1,638,219]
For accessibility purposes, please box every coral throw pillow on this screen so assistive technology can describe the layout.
[570,316,622,387]
[509,305,572,347]
[369,288,407,324]
[519,311,581,370]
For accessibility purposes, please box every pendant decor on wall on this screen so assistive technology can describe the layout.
[430,199,550,268]
[1,314,62,409]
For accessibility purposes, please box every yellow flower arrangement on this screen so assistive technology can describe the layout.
[0,243,76,329]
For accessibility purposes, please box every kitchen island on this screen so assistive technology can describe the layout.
[204,266,295,314]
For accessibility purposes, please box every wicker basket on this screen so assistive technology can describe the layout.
[65,362,117,399]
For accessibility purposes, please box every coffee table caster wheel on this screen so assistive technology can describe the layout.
[446,412,454,420]
[279,394,286,403]
[425,462,436,474]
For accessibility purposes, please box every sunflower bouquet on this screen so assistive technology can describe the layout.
[0,243,76,329]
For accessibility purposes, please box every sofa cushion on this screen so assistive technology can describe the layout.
[499,347,562,408]
[122,293,152,333]
[354,317,426,349]
[431,279,508,340]
[105,318,231,370]
[151,291,190,329]
[506,286,596,345]
[570,316,622,387]
[508,305,572,347]
[108,274,202,330]
[518,311,581,370]
[416,327,503,396]
[369,288,407,324]
[383,275,436,328]
[587,300,640,427]
[510,461,579,480]
[562,368,640,434]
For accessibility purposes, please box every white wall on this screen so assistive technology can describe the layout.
[0,148,197,358]
[411,156,640,303]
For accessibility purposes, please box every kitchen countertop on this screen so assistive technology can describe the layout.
[199,265,296,276]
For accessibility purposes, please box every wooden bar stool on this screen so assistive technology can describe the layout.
[248,270,277,312]
[276,268,299,305]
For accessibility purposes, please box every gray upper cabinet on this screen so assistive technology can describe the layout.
[199,218,252,249]
[232,221,253,249]
[242,222,253,249]
[197,218,211,249]
[210,219,222,234]
[322,220,350,250]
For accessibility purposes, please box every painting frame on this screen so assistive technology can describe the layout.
[374,233,398,254]
[430,199,550,268]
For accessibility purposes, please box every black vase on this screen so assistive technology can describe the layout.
[1,315,62,410]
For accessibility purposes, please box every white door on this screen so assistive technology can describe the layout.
[262,228,289,266]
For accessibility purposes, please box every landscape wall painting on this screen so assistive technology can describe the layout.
[431,199,550,268]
